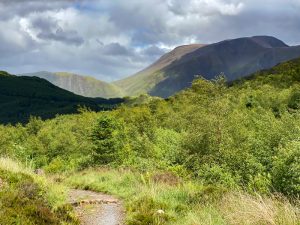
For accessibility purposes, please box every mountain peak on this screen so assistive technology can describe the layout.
[249,36,289,48]
[155,44,205,66]
[216,36,289,49]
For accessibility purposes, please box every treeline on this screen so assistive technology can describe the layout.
[0,71,124,124]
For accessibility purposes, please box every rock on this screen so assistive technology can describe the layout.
[34,169,45,175]
[156,209,165,214]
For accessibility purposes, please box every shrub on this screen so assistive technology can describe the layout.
[151,171,181,186]
[288,91,300,109]
[197,164,238,189]
[272,141,300,196]
[247,173,272,194]
[127,196,172,225]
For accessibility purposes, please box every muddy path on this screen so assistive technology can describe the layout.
[68,189,124,225]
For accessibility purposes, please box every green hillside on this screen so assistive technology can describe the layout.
[0,71,124,124]
[1,58,300,224]
[21,71,124,98]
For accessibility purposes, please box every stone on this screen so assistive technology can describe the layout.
[34,169,45,175]
[156,209,165,214]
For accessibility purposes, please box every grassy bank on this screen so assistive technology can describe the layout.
[0,158,78,225]
[66,169,300,225]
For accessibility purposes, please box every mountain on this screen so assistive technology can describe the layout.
[20,36,300,99]
[113,44,206,96]
[115,36,300,98]
[20,71,123,98]
[0,71,124,124]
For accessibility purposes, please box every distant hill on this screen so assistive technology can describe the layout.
[20,71,123,98]
[115,36,300,97]
[0,71,124,124]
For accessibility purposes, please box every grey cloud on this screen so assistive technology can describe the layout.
[101,43,131,56]
[0,0,300,81]
[37,28,84,46]
[31,17,84,46]
[0,1,72,20]
[108,1,171,46]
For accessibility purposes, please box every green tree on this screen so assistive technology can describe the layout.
[90,114,125,165]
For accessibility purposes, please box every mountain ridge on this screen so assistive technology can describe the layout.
[146,36,300,97]
[20,36,300,98]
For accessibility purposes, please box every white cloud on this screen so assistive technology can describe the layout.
[167,0,244,16]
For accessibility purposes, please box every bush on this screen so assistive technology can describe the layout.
[288,91,300,109]
[127,196,172,225]
[197,164,238,189]
[247,173,271,194]
[272,141,300,196]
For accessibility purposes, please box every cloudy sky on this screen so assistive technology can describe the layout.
[0,0,300,81]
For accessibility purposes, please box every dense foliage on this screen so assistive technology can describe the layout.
[1,58,300,224]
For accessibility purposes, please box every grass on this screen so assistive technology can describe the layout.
[0,160,299,224]
[0,157,78,225]
[65,168,300,225]
[219,192,300,225]
[0,157,67,208]
[0,157,33,174]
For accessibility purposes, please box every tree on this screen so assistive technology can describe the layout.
[90,114,125,165]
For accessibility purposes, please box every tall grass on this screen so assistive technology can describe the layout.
[0,157,33,174]
[65,168,300,225]
[220,192,300,225]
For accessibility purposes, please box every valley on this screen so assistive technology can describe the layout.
[1,57,300,224]
[1,1,300,224]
